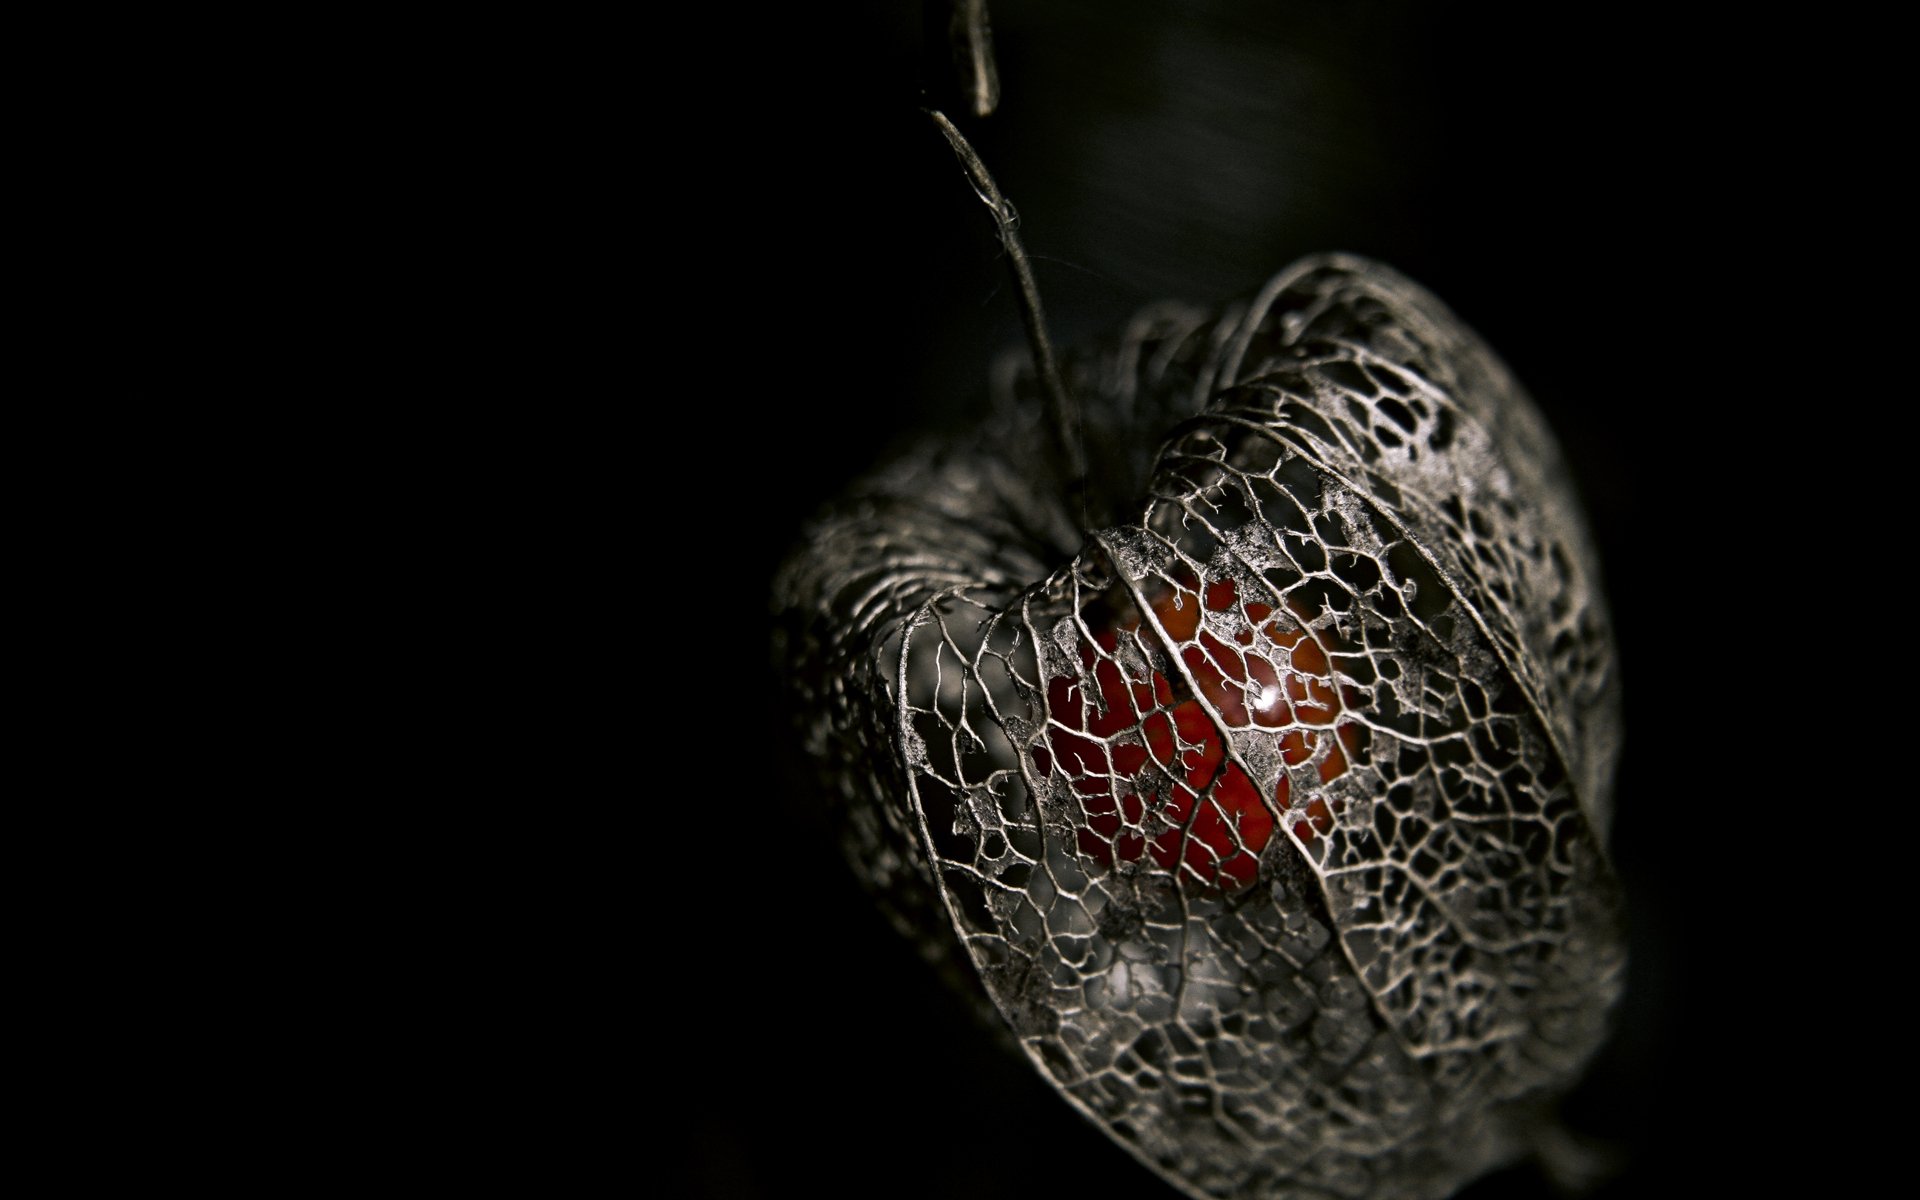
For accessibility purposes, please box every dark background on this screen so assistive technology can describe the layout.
[672,3,1772,1199]
[78,1,1832,1188]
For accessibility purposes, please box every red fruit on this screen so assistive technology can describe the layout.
[1037,575,1358,893]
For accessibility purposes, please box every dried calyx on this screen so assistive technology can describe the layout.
[775,109,1623,1200]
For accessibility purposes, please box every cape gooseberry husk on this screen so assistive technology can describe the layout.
[775,253,1624,1200]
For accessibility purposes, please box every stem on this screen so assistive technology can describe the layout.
[927,109,1088,526]
[947,0,999,118]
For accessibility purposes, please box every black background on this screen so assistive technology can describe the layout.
[671,3,1779,1199]
[79,0,1839,1189]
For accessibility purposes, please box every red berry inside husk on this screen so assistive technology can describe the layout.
[1037,575,1360,894]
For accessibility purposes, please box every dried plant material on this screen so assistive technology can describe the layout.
[775,254,1623,1200]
